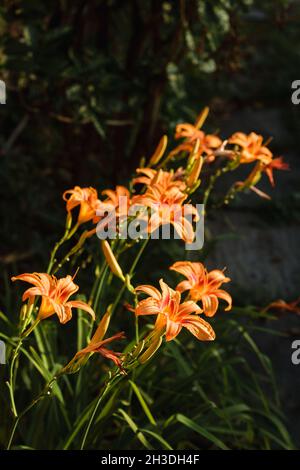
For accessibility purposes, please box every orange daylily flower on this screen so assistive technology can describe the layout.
[132,184,199,243]
[172,129,222,158]
[170,109,221,159]
[96,185,131,233]
[263,157,289,187]
[101,185,131,216]
[135,279,215,341]
[233,161,271,200]
[228,133,289,193]
[76,331,126,370]
[132,168,186,192]
[233,154,289,200]
[263,297,300,315]
[170,261,232,317]
[228,132,273,164]
[175,123,204,141]
[173,106,210,142]
[63,186,101,225]
[11,273,95,324]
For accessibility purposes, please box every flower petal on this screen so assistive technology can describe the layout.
[207,269,230,289]
[165,318,182,341]
[67,300,96,320]
[159,279,176,309]
[178,300,202,316]
[172,219,195,244]
[175,280,193,293]
[54,302,71,324]
[135,284,161,301]
[214,289,232,311]
[135,298,161,316]
[182,315,215,341]
[201,294,219,317]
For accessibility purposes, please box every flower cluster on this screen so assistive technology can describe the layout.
[7,106,291,453]
[10,107,288,377]
[134,262,232,343]
[171,112,289,199]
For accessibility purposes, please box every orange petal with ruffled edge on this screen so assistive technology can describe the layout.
[182,315,215,341]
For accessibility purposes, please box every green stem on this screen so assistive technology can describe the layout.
[22,318,40,338]
[157,151,174,170]
[51,226,88,275]
[106,238,149,317]
[203,169,221,209]
[6,318,40,420]
[219,182,243,208]
[129,238,149,278]
[79,239,149,448]
[135,316,139,344]
[203,163,233,211]
[93,265,109,314]
[89,261,106,305]
[80,373,122,450]
[7,343,21,418]
[6,372,61,449]
[6,417,20,450]
[47,222,79,274]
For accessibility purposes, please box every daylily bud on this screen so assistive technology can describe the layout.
[90,307,112,344]
[139,156,146,168]
[194,106,209,130]
[149,135,168,166]
[20,304,28,322]
[62,355,88,374]
[244,162,263,187]
[101,240,125,282]
[187,139,200,170]
[19,302,34,333]
[187,156,203,188]
[139,333,163,364]
[131,340,145,359]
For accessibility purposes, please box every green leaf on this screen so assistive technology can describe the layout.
[21,346,64,404]
[117,408,153,449]
[141,429,173,450]
[176,414,230,450]
[129,380,156,426]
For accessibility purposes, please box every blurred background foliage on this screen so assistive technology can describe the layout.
[0,0,300,450]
